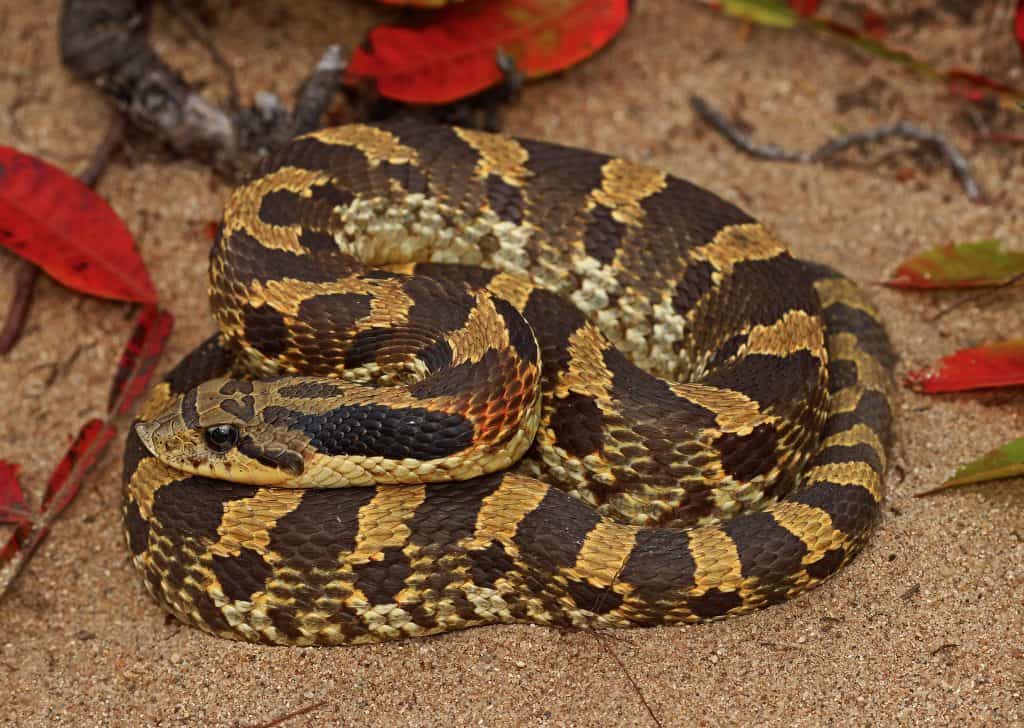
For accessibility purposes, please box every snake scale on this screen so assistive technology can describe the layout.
[125,121,895,646]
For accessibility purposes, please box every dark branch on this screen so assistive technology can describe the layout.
[59,0,344,180]
[690,95,984,202]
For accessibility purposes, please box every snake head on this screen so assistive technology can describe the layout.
[134,377,306,486]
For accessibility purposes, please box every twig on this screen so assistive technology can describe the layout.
[162,0,240,109]
[245,700,328,728]
[0,262,39,355]
[594,632,663,728]
[0,113,125,355]
[926,271,1024,322]
[690,95,984,202]
[79,113,126,187]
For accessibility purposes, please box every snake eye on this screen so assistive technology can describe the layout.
[204,424,239,453]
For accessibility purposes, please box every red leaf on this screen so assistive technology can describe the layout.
[788,0,820,17]
[0,460,29,526]
[905,340,1024,393]
[1016,0,1024,61]
[107,305,175,416]
[40,419,116,516]
[860,8,886,37]
[346,0,631,104]
[0,146,157,303]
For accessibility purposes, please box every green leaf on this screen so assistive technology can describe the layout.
[886,239,1024,289]
[919,437,1024,494]
[718,0,799,28]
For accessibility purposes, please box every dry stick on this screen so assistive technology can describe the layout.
[0,113,126,355]
[926,271,1024,322]
[162,0,240,109]
[584,557,663,728]
[245,700,328,728]
[0,262,39,355]
[689,95,984,202]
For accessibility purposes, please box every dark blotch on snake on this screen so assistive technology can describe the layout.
[211,547,274,603]
[281,403,474,460]
[723,512,809,581]
[549,392,604,458]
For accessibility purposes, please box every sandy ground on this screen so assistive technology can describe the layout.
[1,1,1022,726]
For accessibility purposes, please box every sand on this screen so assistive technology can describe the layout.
[1,1,1021,726]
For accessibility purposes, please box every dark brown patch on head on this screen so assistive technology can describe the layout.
[723,512,809,581]
[582,204,626,266]
[219,380,254,396]
[686,587,744,619]
[513,487,599,571]
[123,500,149,556]
[181,387,201,428]
[211,546,274,603]
[715,423,779,482]
[485,174,525,224]
[491,296,537,365]
[220,394,256,422]
[549,392,604,458]
[236,436,304,476]
[352,545,412,604]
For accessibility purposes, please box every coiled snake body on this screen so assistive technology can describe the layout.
[125,122,894,646]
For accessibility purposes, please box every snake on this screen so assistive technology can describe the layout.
[124,121,895,646]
